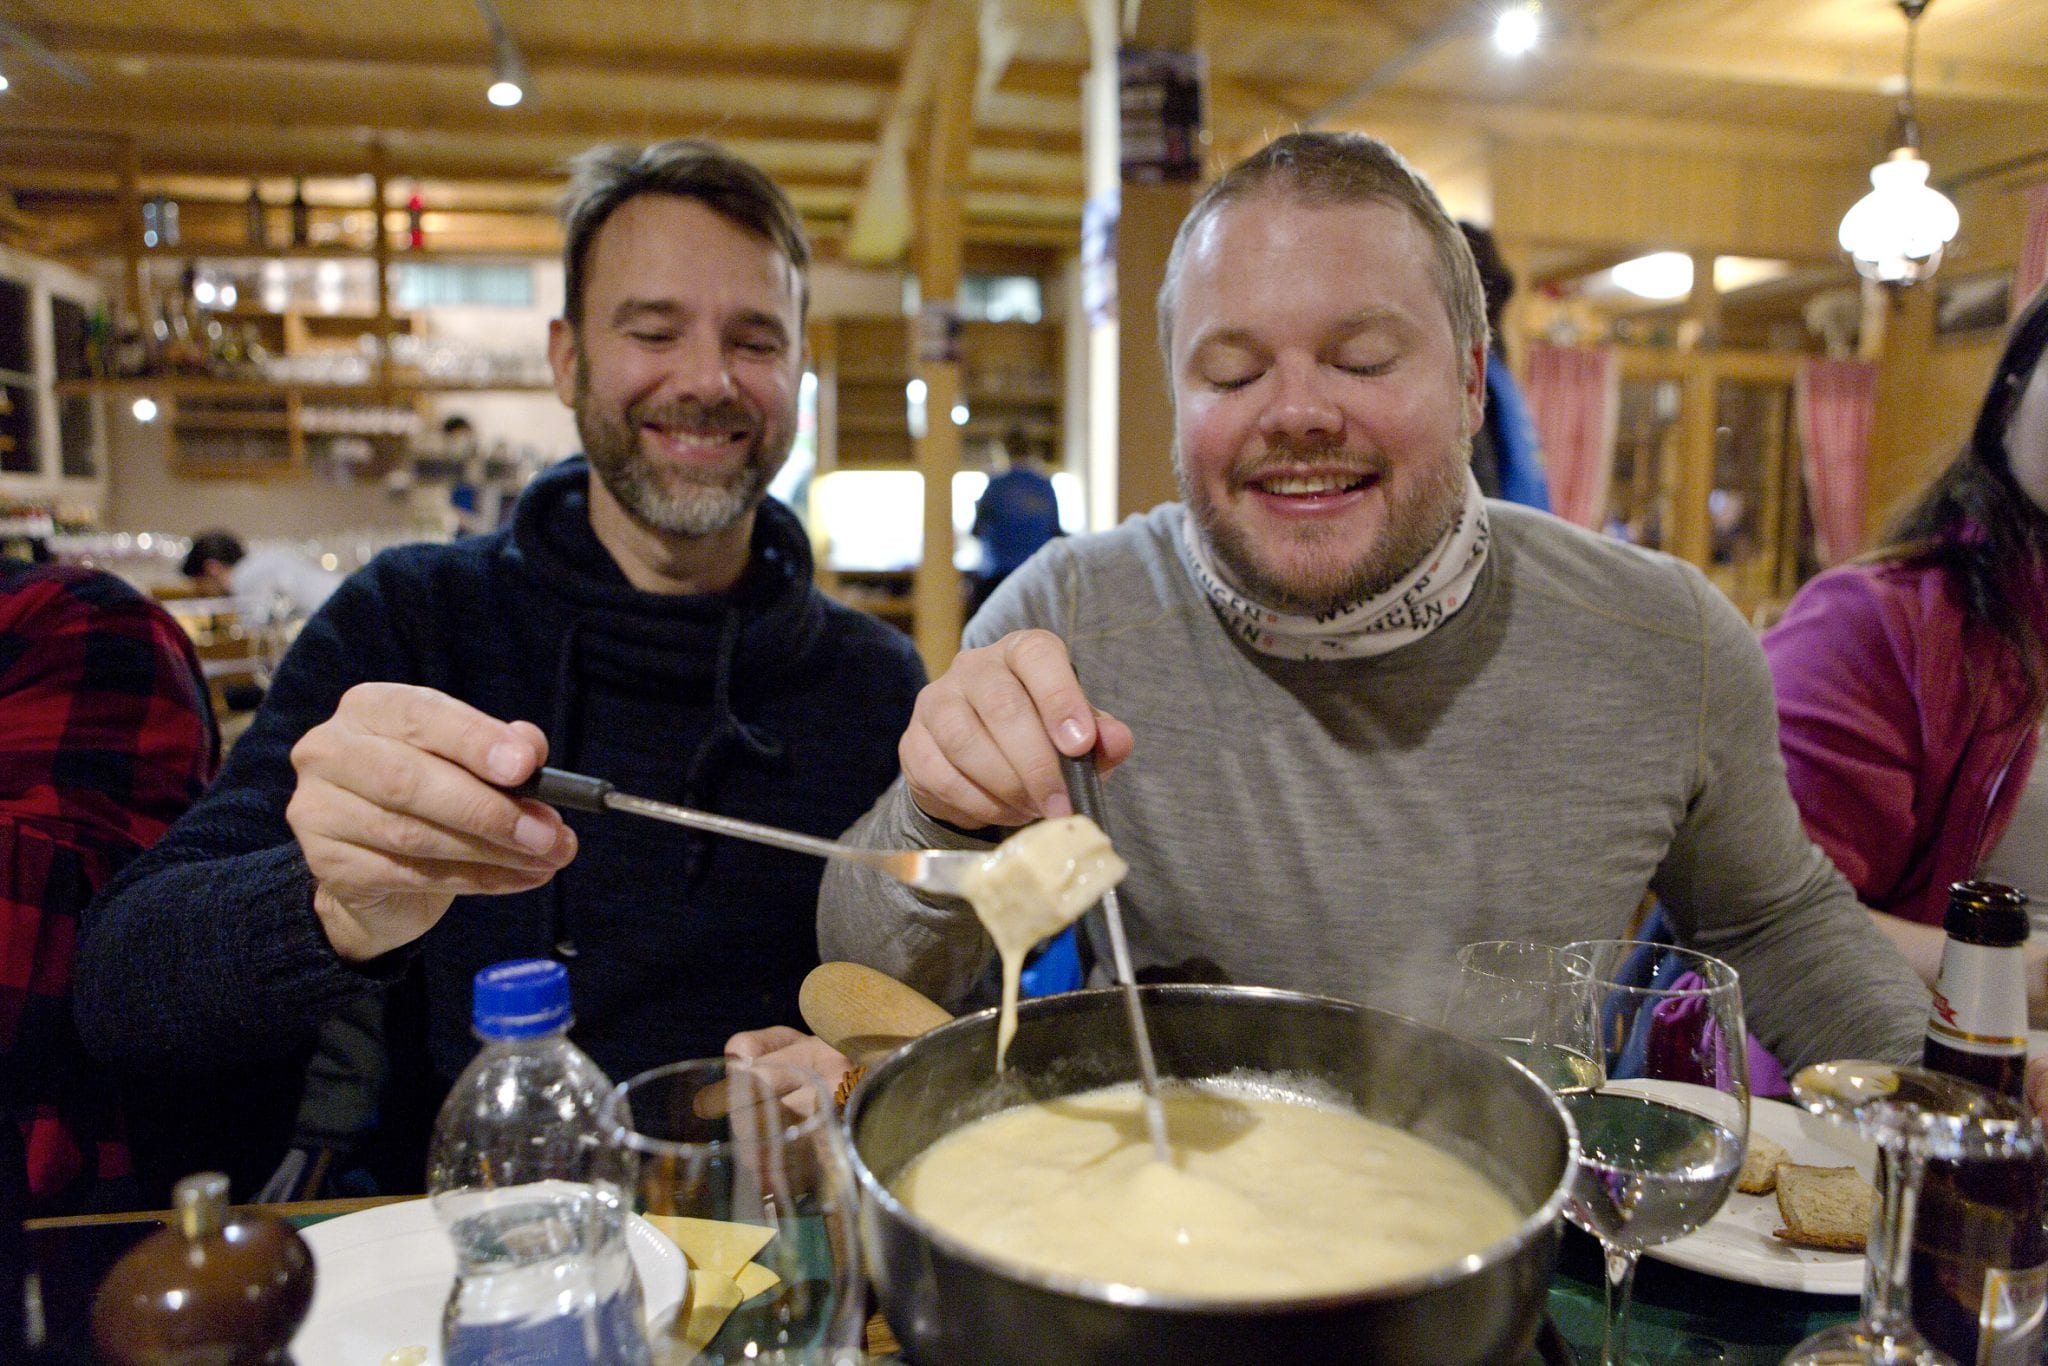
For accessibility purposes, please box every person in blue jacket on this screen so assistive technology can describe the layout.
[74,140,926,1195]
[969,427,1065,617]
[1459,221,1550,511]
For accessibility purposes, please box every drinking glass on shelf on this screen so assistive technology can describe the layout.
[1443,940,1603,1094]
[1780,1061,2043,1366]
[1560,940,1750,1366]
[601,1058,867,1366]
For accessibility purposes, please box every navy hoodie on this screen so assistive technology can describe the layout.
[75,459,925,1184]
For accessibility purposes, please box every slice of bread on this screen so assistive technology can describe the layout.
[1772,1163,1873,1252]
[1736,1132,1790,1194]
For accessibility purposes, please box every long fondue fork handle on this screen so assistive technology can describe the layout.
[1060,752,1172,1163]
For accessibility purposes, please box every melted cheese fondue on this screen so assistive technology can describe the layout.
[956,815,1128,1066]
[893,1080,1521,1299]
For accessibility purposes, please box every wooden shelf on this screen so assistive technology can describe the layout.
[140,244,551,262]
[171,410,289,431]
[56,376,554,397]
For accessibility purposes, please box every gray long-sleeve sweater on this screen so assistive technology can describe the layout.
[819,501,1928,1073]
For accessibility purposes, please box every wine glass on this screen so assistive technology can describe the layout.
[1560,940,1751,1366]
[1780,1061,2043,1366]
[1443,940,1603,1093]
[601,1058,868,1366]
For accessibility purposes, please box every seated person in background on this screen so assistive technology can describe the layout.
[75,138,926,1196]
[181,529,344,625]
[1,563,217,1214]
[1766,282,2048,1014]
[818,131,1940,1094]
[1456,221,1550,511]
[969,427,1064,617]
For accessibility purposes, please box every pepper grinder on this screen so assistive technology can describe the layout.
[90,1172,315,1365]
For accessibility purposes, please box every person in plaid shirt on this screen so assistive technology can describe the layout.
[0,562,217,1213]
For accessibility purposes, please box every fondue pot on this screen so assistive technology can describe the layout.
[843,984,1576,1366]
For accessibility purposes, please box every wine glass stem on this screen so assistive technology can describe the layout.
[1865,1145,1925,1339]
[1600,1243,1641,1366]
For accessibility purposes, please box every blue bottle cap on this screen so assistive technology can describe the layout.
[472,958,572,1039]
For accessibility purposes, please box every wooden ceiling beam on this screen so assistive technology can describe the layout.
[2,108,883,149]
[24,21,1086,98]
[0,106,1080,158]
[24,23,901,88]
[1209,86,1872,164]
[0,140,873,190]
[845,0,973,263]
[1548,33,2048,107]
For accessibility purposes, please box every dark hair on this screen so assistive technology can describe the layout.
[1156,131,1486,368]
[1458,221,1515,349]
[558,139,811,328]
[181,530,245,580]
[1873,281,2048,719]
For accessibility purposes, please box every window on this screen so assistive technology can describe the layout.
[391,263,536,310]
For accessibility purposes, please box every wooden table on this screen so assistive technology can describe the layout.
[27,1202,1850,1362]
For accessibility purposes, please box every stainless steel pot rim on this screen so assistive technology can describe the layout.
[844,982,1579,1315]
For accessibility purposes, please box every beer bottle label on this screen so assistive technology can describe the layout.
[1977,1262,2048,1365]
[1928,941,2028,1057]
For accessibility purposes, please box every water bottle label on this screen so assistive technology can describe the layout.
[1977,1262,2048,1365]
[444,1286,645,1366]
[1928,941,2028,1056]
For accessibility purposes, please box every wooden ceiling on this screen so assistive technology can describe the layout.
[0,0,2043,270]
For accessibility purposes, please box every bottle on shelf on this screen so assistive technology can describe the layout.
[244,180,267,248]
[1914,880,2048,1363]
[407,190,426,251]
[426,959,649,1366]
[290,179,311,248]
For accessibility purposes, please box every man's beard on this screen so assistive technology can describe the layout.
[574,356,790,538]
[1181,438,1470,617]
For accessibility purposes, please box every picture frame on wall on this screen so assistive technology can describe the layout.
[1933,270,2013,340]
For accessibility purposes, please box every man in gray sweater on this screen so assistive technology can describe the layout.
[819,131,1932,1078]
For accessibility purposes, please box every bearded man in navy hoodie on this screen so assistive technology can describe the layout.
[74,141,926,1195]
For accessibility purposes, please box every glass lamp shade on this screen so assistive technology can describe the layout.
[1838,147,1960,286]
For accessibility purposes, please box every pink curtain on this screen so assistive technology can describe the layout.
[1525,343,1620,530]
[2016,183,2048,317]
[1795,359,1878,566]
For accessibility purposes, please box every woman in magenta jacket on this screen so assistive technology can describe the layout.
[1764,283,2048,1010]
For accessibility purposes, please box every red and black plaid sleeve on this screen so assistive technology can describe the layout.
[0,563,218,1211]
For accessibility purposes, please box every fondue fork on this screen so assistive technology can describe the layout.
[1059,752,1174,1164]
[507,767,992,896]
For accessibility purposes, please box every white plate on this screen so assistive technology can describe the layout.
[292,1199,686,1366]
[1645,1095,1877,1296]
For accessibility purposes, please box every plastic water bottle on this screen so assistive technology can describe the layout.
[427,959,649,1366]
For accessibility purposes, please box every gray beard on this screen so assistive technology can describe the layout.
[574,360,787,538]
[1179,440,1471,617]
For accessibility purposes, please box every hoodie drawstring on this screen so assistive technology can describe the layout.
[548,618,586,959]
[679,603,787,883]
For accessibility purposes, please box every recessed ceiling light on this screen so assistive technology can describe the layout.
[1494,3,1541,57]
[487,79,524,107]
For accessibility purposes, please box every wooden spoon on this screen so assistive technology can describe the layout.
[800,961,953,1066]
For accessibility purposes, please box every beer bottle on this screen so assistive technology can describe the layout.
[1923,880,2030,1096]
[1915,880,2048,1364]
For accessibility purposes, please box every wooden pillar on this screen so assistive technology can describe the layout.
[1672,365,1716,568]
[116,137,145,332]
[1670,254,1721,568]
[1080,0,1119,531]
[370,143,393,390]
[1114,0,1200,521]
[909,7,976,675]
[1684,252,1721,352]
